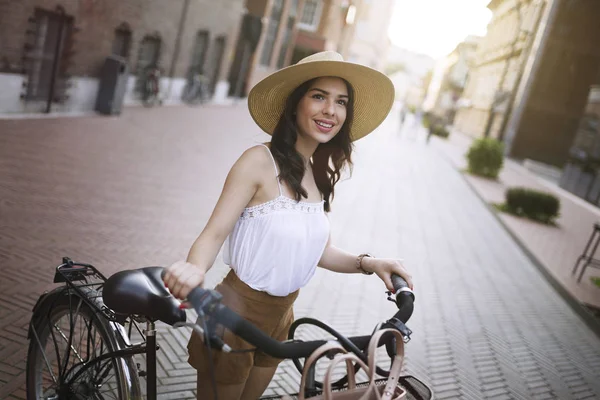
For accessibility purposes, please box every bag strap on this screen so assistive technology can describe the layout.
[298,341,348,400]
[323,353,380,400]
[367,329,405,400]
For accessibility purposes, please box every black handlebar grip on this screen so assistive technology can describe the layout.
[391,274,415,309]
[391,274,409,292]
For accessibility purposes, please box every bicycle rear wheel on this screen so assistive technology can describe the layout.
[26,288,138,399]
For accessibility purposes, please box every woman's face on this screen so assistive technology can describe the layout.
[295,77,348,144]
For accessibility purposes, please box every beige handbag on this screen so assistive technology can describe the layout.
[292,329,407,400]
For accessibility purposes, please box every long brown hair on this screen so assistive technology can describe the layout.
[270,78,355,212]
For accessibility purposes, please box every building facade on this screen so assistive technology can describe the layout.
[455,0,600,170]
[453,0,543,141]
[344,0,394,71]
[560,85,600,204]
[0,0,245,114]
[503,0,600,167]
[237,0,397,99]
[291,0,352,64]
[422,35,480,123]
[240,0,304,94]
[290,0,395,71]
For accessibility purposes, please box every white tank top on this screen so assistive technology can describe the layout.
[223,144,330,297]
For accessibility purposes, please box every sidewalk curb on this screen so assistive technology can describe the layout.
[433,142,600,339]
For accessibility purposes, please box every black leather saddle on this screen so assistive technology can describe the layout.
[102,267,186,326]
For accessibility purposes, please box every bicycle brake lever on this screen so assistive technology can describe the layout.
[189,289,223,316]
[386,291,395,304]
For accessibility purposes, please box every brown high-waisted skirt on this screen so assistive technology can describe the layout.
[187,270,299,384]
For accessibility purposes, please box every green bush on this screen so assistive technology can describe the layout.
[466,138,504,179]
[504,187,560,223]
[422,113,431,129]
[432,125,449,138]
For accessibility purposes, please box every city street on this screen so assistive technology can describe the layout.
[1,104,599,399]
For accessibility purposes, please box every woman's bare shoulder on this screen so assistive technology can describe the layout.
[238,144,272,166]
[228,144,273,180]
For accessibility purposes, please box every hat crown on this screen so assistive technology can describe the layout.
[248,50,394,142]
[297,51,344,65]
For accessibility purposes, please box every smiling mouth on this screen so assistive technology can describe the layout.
[315,120,334,128]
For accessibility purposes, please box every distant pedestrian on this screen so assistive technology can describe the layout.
[399,105,406,128]
[426,125,434,144]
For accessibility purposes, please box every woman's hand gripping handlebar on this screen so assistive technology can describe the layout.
[173,273,415,359]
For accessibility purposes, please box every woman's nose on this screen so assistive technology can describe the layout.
[322,100,335,116]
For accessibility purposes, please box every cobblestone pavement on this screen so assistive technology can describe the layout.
[1,105,600,399]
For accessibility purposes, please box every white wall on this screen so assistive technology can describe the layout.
[0,73,26,114]
[62,77,99,112]
[0,72,222,115]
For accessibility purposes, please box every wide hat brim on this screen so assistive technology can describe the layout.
[248,55,395,142]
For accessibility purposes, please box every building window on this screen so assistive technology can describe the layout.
[189,30,209,76]
[298,0,323,31]
[112,23,132,59]
[135,34,162,93]
[136,34,161,73]
[25,8,73,101]
[260,0,284,66]
[277,0,298,68]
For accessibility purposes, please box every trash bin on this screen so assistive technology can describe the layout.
[95,55,129,115]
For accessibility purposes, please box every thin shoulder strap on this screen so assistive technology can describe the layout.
[260,144,282,196]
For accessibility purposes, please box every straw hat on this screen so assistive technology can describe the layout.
[248,51,395,142]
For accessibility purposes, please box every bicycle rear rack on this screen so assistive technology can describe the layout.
[53,256,119,323]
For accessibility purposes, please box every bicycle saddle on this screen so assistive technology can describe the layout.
[103,267,186,326]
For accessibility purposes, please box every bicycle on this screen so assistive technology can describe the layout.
[182,73,211,105]
[141,66,163,107]
[26,257,433,399]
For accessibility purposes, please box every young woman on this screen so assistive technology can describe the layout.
[163,51,413,399]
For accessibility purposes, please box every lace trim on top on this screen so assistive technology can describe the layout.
[240,195,324,220]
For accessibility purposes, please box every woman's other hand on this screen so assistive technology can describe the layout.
[362,257,414,292]
[162,260,206,300]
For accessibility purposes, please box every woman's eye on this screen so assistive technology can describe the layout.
[337,100,347,106]
[312,94,324,100]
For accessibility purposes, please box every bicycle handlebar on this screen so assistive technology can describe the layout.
[186,273,414,359]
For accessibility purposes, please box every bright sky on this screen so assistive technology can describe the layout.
[388,0,493,59]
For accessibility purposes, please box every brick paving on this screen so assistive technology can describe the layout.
[1,104,600,399]
[427,123,600,311]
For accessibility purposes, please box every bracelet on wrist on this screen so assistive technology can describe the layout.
[356,253,374,275]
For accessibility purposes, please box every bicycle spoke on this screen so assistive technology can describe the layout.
[53,321,86,364]
[30,323,58,386]
[71,320,120,398]
[55,297,85,379]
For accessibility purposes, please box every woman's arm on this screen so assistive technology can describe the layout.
[319,233,414,292]
[163,146,269,299]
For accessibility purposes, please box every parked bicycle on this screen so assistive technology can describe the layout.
[26,258,432,399]
[141,66,163,107]
[182,73,211,105]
